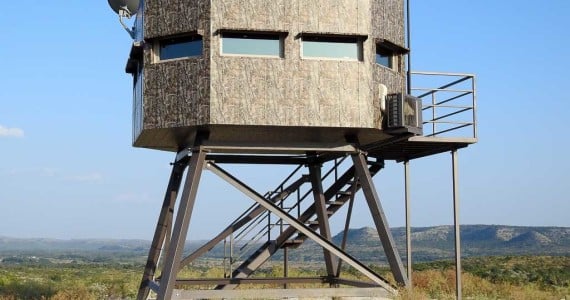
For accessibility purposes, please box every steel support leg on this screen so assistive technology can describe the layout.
[137,162,186,300]
[352,153,409,287]
[405,160,412,288]
[308,164,339,278]
[452,150,462,300]
[157,149,207,300]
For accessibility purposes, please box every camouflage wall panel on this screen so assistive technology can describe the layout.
[144,0,210,39]
[142,0,211,130]
[371,0,405,45]
[210,0,375,128]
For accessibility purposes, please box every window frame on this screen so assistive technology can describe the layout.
[300,34,365,62]
[220,31,286,58]
[376,46,396,69]
[375,40,408,72]
[153,34,203,62]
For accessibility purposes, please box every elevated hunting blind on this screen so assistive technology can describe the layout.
[109,0,478,299]
[127,0,420,152]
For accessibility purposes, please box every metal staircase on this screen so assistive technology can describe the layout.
[207,157,385,289]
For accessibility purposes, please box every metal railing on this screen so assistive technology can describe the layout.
[411,71,477,139]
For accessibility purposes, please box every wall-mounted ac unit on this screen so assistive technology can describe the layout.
[386,93,423,135]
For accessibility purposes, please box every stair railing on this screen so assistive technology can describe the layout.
[227,156,349,272]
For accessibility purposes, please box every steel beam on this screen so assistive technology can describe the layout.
[308,163,339,278]
[404,160,412,288]
[352,153,409,287]
[177,277,380,288]
[137,162,186,300]
[452,150,462,300]
[178,277,329,286]
[199,142,358,155]
[157,149,207,300]
[171,287,392,300]
[207,154,309,165]
[207,162,396,294]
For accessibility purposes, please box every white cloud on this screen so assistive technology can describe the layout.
[1,168,103,184]
[114,192,152,204]
[2,167,59,177]
[65,172,103,183]
[0,125,24,138]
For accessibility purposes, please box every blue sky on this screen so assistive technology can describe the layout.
[1,1,569,240]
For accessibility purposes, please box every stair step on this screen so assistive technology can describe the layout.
[327,200,344,206]
[337,190,352,196]
[282,239,305,249]
[283,239,304,245]
[306,220,319,225]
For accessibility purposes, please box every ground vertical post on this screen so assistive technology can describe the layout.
[157,148,207,300]
[404,160,412,289]
[283,247,289,289]
[452,150,462,300]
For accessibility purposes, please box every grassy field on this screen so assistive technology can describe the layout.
[0,256,568,299]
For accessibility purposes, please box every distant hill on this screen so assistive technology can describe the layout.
[0,237,150,253]
[271,225,570,262]
[1,225,568,263]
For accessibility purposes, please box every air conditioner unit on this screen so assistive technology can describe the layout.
[386,93,423,135]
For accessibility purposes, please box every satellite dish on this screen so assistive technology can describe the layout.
[108,0,139,39]
[108,0,140,17]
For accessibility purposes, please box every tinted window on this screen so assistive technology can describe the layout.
[222,33,283,57]
[376,47,393,68]
[159,36,202,60]
[302,36,362,60]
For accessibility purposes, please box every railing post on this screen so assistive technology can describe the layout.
[230,232,234,277]
[223,238,227,278]
[267,212,271,242]
[280,197,284,234]
[471,75,478,139]
[297,189,301,218]
[431,92,437,136]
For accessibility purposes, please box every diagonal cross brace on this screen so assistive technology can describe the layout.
[178,175,309,268]
[206,162,397,294]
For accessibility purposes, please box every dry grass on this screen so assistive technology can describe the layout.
[397,269,569,300]
[1,258,568,299]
